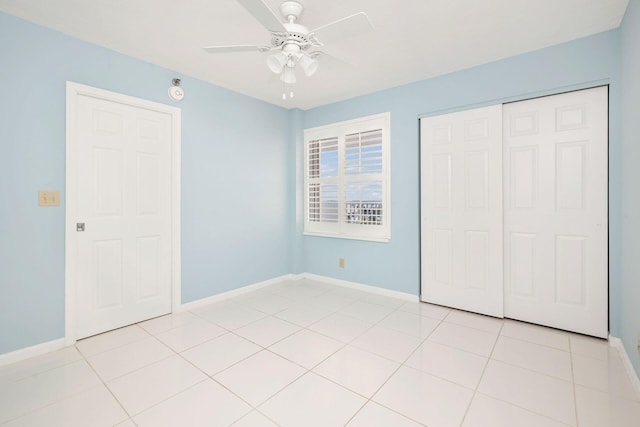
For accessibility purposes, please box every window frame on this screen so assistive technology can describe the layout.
[303,112,391,242]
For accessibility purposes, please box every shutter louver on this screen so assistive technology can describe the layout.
[345,129,383,176]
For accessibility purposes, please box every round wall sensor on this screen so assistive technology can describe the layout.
[168,86,184,101]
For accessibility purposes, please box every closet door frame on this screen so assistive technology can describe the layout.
[419,85,609,338]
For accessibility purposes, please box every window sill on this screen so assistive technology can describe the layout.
[303,231,390,243]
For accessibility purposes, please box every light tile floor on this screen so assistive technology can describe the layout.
[1,278,639,426]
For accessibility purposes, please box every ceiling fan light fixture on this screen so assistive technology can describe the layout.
[267,52,288,74]
[298,54,319,77]
[281,65,296,84]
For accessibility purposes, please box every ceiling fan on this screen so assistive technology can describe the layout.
[203,0,373,98]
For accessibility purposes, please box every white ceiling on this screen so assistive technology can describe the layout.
[0,0,629,110]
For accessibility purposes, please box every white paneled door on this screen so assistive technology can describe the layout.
[420,105,504,317]
[420,87,608,338]
[68,85,178,340]
[503,86,608,338]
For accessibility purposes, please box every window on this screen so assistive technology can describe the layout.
[304,113,390,241]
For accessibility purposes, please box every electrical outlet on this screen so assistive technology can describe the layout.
[339,258,345,268]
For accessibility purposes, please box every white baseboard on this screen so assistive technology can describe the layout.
[0,338,66,367]
[300,272,419,302]
[178,274,296,312]
[179,272,418,313]
[609,336,640,400]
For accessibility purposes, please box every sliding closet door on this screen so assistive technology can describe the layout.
[503,86,608,338]
[420,105,504,317]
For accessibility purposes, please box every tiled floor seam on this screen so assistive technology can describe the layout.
[171,332,272,412]
[157,342,281,424]
[92,332,179,383]
[489,358,576,384]
[465,322,579,427]
[343,311,443,427]
[0,355,82,386]
[499,333,572,353]
[75,325,152,358]
[77,344,138,424]
[458,319,503,426]
[568,336,581,427]
[0,391,96,427]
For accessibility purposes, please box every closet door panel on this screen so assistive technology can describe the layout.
[420,105,504,317]
[503,86,608,338]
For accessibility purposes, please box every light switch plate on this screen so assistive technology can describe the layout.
[38,190,60,207]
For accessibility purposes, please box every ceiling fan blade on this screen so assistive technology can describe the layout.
[314,50,351,64]
[236,0,286,31]
[311,12,374,44]
[203,45,268,53]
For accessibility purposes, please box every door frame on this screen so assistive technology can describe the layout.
[64,82,182,345]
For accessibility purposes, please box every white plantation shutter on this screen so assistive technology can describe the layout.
[344,129,383,175]
[304,113,390,241]
[344,129,384,226]
[307,137,339,224]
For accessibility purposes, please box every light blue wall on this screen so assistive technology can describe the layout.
[0,12,290,354]
[620,0,640,374]
[298,31,622,335]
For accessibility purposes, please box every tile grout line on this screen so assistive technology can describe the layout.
[458,326,578,427]
[342,304,449,426]
[0,348,83,386]
[129,323,261,424]
[458,318,506,426]
[82,321,257,424]
[75,324,152,359]
[76,342,139,425]
[569,335,581,427]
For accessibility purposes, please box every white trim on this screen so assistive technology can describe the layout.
[178,272,419,313]
[178,274,296,312]
[300,272,419,302]
[0,339,65,367]
[302,231,390,243]
[609,336,640,400]
[170,99,182,313]
[65,81,181,346]
[417,81,611,120]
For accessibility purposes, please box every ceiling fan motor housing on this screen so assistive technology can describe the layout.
[270,0,318,54]
[279,1,304,22]
[271,21,315,51]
